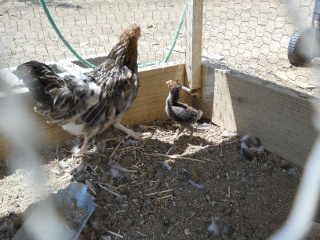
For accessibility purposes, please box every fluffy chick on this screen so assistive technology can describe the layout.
[240,135,264,161]
[165,80,203,139]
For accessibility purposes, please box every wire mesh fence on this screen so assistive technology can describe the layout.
[0,0,186,75]
[202,0,319,96]
[0,0,319,95]
[1,1,320,239]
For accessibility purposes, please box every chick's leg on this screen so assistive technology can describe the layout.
[189,128,194,140]
[185,125,195,140]
[113,122,150,139]
[175,126,185,139]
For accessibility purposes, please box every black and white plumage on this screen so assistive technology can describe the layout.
[240,135,264,161]
[165,80,203,139]
[14,22,146,154]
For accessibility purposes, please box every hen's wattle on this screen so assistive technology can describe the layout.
[165,80,203,139]
[14,22,146,154]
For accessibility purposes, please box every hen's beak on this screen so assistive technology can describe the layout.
[131,21,141,38]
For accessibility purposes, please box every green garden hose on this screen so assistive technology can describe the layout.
[39,0,96,69]
[39,0,186,69]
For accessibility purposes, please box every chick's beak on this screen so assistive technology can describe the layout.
[166,80,172,89]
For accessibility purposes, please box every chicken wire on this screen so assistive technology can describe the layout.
[0,0,186,76]
[202,0,319,96]
[0,0,319,94]
[1,1,320,239]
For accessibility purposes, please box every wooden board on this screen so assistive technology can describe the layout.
[195,61,320,167]
[0,64,189,161]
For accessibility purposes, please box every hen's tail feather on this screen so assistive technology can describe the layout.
[15,61,63,105]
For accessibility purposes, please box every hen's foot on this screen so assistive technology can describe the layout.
[72,137,91,155]
[125,131,152,140]
[113,123,151,140]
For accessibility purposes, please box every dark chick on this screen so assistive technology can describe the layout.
[165,80,203,139]
[14,22,148,154]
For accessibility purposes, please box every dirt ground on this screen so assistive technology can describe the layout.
[0,119,307,239]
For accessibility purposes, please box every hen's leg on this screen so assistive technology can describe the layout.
[113,122,150,139]
[79,136,90,154]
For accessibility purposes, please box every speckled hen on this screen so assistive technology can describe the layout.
[14,22,147,154]
[165,80,203,139]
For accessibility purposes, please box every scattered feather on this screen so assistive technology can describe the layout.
[110,163,137,173]
[58,160,68,169]
[110,168,123,179]
[184,228,192,236]
[208,217,221,236]
[163,161,172,171]
[51,167,60,175]
[74,162,85,174]
[98,141,106,153]
[72,145,81,154]
[122,139,140,146]
[189,180,205,189]
[196,125,210,130]
[221,223,233,236]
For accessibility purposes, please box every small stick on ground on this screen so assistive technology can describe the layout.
[157,194,173,201]
[166,146,175,155]
[145,189,174,196]
[107,230,124,239]
[144,152,206,162]
[171,212,196,228]
[109,142,122,159]
[98,183,122,198]
[136,231,147,237]
[139,124,170,132]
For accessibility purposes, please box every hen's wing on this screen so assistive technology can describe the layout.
[81,60,138,128]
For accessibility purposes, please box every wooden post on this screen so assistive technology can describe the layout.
[185,0,203,90]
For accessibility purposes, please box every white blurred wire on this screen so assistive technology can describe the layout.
[270,99,320,240]
[0,79,67,240]
[270,0,320,238]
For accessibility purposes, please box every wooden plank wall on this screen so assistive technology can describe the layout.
[194,61,320,167]
[3,61,318,167]
[0,64,189,161]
